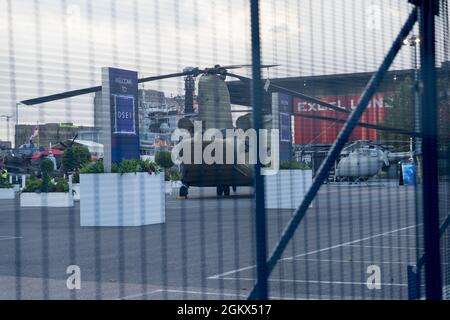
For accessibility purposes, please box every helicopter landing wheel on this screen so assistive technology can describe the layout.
[179,185,189,198]
[216,186,224,196]
[223,186,230,196]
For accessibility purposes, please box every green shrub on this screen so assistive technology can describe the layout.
[78,159,161,175]
[280,160,311,170]
[112,159,162,175]
[156,152,174,181]
[62,146,91,172]
[155,151,173,169]
[40,159,54,192]
[73,146,91,168]
[23,175,70,193]
[23,176,42,192]
[168,169,181,181]
[62,148,76,173]
[141,159,162,175]
[79,160,104,174]
[40,159,54,175]
[112,159,142,174]
[0,180,13,188]
[0,177,12,189]
[54,177,69,192]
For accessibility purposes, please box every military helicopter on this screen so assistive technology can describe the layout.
[0,127,42,174]
[169,64,278,197]
[176,68,246,197]
[334,140,413,182]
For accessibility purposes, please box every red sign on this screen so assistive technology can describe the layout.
[293,93,392,144]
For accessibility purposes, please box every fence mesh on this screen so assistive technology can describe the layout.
[0,0,448,300]
[436,0,450,299]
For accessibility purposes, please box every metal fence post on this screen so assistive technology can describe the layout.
[249,0,268,300]
[418,0,442,300]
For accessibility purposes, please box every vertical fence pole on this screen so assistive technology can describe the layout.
[250,0,268,300]
[419,0,442,300]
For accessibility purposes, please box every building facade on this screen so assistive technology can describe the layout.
[14,123,94,148]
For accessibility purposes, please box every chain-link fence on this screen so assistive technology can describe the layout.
[0,0,448,300]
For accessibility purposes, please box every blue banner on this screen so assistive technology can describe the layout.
[277,93,292,160]
[279,112,291,142]
[108,68,140,163]
[114,95,136,134]
[401,163,416,185]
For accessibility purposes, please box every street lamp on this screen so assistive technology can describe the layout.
[403,34,421,275]
[15,102,26,148]
[402,34,420,154]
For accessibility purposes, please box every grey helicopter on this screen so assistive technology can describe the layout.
[0,127,43,174]
[334,140,414,182]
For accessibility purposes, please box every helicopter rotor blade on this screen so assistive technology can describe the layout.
[70,133,78,147]
[225,71,349,114]
[20,86,102,106]
[20,71,194,106]
[235,110,418,136]
[138,70,195,83]
[220,64,279,70]
[19,66,275,106]
[224,71,251,82]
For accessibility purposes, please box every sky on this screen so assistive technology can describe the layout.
[0,0,438,143]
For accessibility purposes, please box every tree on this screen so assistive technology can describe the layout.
[155,151,173,169]
[40,159,54,192]
[155,151,174,181]
[62,146,91,173]
[62,148,76,173]
[73,146,91,169]
[380,77,414,151]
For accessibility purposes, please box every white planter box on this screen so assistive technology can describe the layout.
[0,188,15,200]
[165,181,172,194]
[20,192,74,207]
[165,181,182,195]
[72,183,80,201]
[265,170,313,209]
[80,172,165,226]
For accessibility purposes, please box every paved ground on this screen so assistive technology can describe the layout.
[0,180,427,299]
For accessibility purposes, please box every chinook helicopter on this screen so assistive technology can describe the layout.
[171,64,278,197]
[175,67,249,197]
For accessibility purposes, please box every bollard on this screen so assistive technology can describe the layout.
[407,264,421,300]
[68,174,73,198]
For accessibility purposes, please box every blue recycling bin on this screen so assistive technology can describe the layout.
[401,162,416,185]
